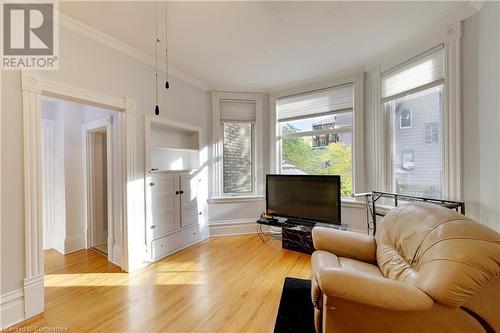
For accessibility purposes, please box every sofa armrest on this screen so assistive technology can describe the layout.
[312,227,377,264]
[314,267,434,311]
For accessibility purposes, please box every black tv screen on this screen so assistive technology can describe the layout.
[266,175,341,225]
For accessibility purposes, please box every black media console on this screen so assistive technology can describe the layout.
[257,218,343,255]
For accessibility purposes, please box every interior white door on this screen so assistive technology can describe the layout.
[149,174,181,239]
[180,173,199,228]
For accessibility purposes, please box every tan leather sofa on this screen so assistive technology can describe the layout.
[311,202,500,333]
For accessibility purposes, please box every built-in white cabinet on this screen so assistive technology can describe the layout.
[144,117,206,261]
[146,171,203,260]
[148,174,181,239]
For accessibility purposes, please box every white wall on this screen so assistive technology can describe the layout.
[1,71,25,295]
[41,100,67,254]
[460,4,500,232]
[476,2,500,231]
[61,102,86,251]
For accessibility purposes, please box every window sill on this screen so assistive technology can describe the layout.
[341,198,366,208]
[208,196,265,204]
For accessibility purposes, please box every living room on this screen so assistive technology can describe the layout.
[1,1,499,332]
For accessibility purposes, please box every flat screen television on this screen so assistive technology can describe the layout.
[266,174,341,225]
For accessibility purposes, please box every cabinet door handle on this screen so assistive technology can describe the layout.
[149,182,155,186]
[199,212,202,215]
[180,190,184,194]
[150,225,156,229]
[175,191,179,195]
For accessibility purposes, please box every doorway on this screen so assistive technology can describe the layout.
[40,97,120,263]
[83,120,112,258]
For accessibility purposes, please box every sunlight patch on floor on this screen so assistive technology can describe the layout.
[45,272,206,287]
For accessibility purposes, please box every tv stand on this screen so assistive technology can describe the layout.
[256,218,344,255]
[281,225,315,254]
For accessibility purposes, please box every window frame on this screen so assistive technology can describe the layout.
[211,92,264,200]
[270,74,365,196]
[221,121,255,196]
[373,24,463,200]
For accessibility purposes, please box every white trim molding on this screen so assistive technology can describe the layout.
[81,116,116,263]
[23,275,44,318]
[211,91,265,198]
[208,196,265,204]
[22,73,45,322]
[443,21,463,200]
[208,219,260,237]
[0,290,25,329]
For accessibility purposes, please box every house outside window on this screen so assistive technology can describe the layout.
[276,84,354,197]
[222,123,254,194]
[400,108,412,129]
[425,122,439,144]
[401,150,415,170]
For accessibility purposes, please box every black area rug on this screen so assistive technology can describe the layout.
[274,277,315,333]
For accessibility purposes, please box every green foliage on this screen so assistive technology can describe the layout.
[281,124,353,197]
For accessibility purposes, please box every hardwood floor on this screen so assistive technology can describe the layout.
[13,235,311,332]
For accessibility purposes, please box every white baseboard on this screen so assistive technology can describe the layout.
[64,234,85,253]
[24,275,44,318]
[111,244,121,267]
[208,219,259,236]
[1,276,44,330]
[0,289,25,330]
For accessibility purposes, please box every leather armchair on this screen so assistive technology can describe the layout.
[311,203,500,333]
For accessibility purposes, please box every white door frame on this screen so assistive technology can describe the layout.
[20,71,137,319]
[82,117,113,260]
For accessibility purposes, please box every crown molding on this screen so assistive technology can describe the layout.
[468,1,485,13]
[363,2,480,72]
[270,67,364,96]
[58,12,210,91]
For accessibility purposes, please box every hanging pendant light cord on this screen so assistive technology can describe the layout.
[165,1,170,89]
[154,1,160,115]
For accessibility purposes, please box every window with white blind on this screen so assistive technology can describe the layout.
[382,45,444,199]
[276,84,354,197]
[220,100,256,195]
[212,92,263,199]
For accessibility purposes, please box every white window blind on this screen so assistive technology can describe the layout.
[277,84,354,121]
[382,45,444,102]
[220,100,256,122]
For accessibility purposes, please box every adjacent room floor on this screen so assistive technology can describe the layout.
[13,235,311,332]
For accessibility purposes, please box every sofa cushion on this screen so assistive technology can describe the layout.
[338,257,383,277]
[376,202,500,307]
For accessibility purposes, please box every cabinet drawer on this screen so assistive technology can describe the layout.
[151,226,203,261]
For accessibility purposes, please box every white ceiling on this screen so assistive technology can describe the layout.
[60,1,468,90]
